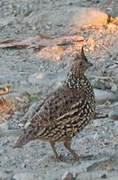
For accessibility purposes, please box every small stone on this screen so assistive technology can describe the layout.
[68,2,73,6]
[94,0,100,3]
[0,149,4,156]
[76,171,108,180]
[18,123,24,128]
[21,163,27,168]
[11,161,16,166]
[91,79,111,90]
[1,139,9,146]
[94,89,118,104]
[111,83,117,92]
[0,171,11,179]
[101,173,107,179]
[62,171,74,180]
[109,110,118,120]
[4,169,13,174]
[13,173,34,180]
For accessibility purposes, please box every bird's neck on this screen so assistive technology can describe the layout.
[65,72,89,89]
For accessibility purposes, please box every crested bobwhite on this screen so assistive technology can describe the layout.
[14,47,95,161]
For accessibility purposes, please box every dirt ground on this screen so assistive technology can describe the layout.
[0,0,118,180]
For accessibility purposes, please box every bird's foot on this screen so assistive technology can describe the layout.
[49,155,65,162]
[55,154,65,162]
[71,152,81,161]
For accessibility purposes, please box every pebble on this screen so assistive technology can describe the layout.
[111,83,117,92]
[0,149,4,156]
[109,110,118,120]
[1,139,10,146]
[61,171,74,180]
[20,163,27,168]
[101,173,107,179]
[94,89,118,104]
[0,171,12,179]
[75,171,118,180]
[91,79,111,90]
[94,0,100,3]
[4,169,13,174]
[91,79,118,93]
[12,173,34,180]
[76,171,106,180]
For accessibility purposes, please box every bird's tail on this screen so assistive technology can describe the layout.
[13,129,34,148]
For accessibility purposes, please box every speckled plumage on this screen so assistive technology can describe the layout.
[14,48,95,160]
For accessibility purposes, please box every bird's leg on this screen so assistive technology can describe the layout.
[50,141,61,161]
[64,139,93,161]
[64,139,79,161]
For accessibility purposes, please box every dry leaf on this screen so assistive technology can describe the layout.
[0,97,19,114]
[38,34,52,39]
[0,39,16,44]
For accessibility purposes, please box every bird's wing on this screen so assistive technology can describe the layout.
[30,86,86,127]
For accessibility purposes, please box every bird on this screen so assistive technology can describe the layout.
[13,47,95,161]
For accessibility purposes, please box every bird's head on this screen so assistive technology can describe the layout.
[69,47,93,76]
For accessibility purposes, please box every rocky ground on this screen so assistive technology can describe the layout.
[0,0,118,180]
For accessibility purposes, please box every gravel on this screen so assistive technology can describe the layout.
[0,0,118,180]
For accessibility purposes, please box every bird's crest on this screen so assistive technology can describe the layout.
[74,46,88,63]
[81,47,88,62]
